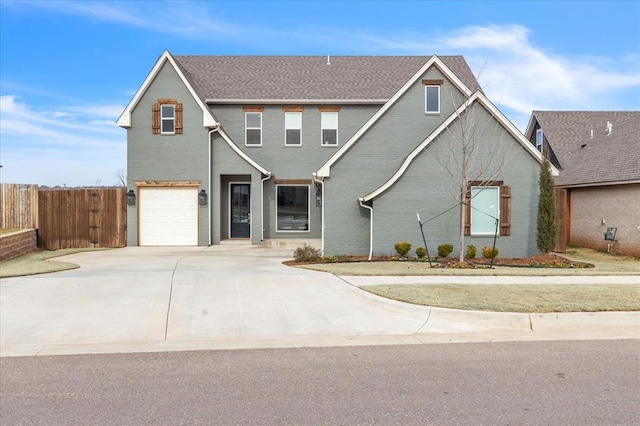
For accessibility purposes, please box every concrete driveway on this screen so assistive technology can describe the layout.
[1,246,494,356]
[3,246,636,357]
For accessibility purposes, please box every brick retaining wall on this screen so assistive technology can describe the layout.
[0,229,37,261]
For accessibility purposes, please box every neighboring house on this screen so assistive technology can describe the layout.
[525,111,640,256]
[118,51,549,257]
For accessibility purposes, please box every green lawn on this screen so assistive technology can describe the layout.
[362,284,640,313]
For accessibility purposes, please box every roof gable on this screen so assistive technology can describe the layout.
[117,50,217,128]
[361,92,558,202]
[315,56,475,178]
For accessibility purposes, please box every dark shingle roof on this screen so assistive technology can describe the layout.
[172,55,481,101]
[534,111,640,186]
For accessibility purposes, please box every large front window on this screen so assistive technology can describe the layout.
[321,112,338,146]
[161,104,175,134]
[277,185,309,232]
[246,112,262,146]
[471,186,499,235]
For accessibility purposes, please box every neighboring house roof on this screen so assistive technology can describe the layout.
[526,111,640,187]
[172,55,482,102]
[361,92,557,202]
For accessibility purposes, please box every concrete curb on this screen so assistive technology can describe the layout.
[530,311,640,330]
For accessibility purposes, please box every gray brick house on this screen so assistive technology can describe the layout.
[118,51,549,257]
[525,111,640,256]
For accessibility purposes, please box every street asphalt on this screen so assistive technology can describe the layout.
[1,246,638,357]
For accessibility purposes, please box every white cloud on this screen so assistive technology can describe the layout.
[0,95,126,186]
[356,24,640,130]
[12,0,234,38]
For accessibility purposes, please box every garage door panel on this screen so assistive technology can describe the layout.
[139,188,198,246]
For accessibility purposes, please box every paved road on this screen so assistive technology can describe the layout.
[2,340,639,425]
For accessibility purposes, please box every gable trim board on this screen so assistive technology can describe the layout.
[117,50,218,128]
[316,55,474,178]
[360,91,559,204]
[208,99,388,105]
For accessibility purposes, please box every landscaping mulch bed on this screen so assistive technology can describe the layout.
[284,253,594,269]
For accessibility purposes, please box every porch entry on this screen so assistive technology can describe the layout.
[230,183,250,238]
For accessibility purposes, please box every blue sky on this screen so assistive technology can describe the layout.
[1,0,639,186]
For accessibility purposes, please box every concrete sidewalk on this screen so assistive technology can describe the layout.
[1,246,638,358]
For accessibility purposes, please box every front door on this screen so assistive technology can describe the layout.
[230,184,250,238]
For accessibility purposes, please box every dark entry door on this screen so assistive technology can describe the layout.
[230,184,250,238]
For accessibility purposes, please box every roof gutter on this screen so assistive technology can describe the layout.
[206,99,387,105]
[358,198,374,261]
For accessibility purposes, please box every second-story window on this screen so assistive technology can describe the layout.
[161,104,175,134]
[425,85,440,114]
[321,112,338,146]
[285,112,302,146]
[246,112,262,146]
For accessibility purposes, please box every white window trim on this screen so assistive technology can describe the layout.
[276,184,310,233]
[245,112,262,147]
[284,112,302,147]
[425,85,440,114]
[161,104,175,135]
[470,186,500,236]
[321,112,339,147]
[536,129,544,153]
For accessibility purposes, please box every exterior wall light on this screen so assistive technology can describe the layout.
[126,189,136,206]
[198,189,208,206]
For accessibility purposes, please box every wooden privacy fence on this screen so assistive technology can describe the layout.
[38,187,127,250]
[0,184,39,229]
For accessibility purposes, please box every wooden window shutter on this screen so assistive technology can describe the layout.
[500,185,511,236]
[152,103,160,134]
[175,103,183,134]
[464,187,471,236]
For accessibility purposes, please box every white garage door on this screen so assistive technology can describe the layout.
[139,188,198,246]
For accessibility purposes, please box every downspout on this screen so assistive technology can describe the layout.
[312,173,325,254]
[358,198,374,261]
[260,173,273,241]
[207,127,219,246]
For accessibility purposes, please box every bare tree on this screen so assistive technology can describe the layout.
[434,95,510,261]
[113,168,127,187]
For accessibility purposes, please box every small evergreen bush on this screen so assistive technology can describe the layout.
[394,242,412,257]
[415,246,427,259]
[482,246,499,259]
[466,244,477,259]
[437,244,454,258]
[293,243,322,262]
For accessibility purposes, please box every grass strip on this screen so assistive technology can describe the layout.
[362,284,640,313]
[0,248,109,278]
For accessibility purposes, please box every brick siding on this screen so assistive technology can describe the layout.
[569,184,640,257]
[0,229,37,261]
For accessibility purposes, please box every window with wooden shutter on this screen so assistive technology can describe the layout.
[464,181,511,236]
[152,99,182,135]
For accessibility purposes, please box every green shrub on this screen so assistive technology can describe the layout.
[415,246,427,259]
[466,244,477,259]
[394,242,412,257]
[293,243,322,262]
[437,244,454,258]
[482,246,499,259]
